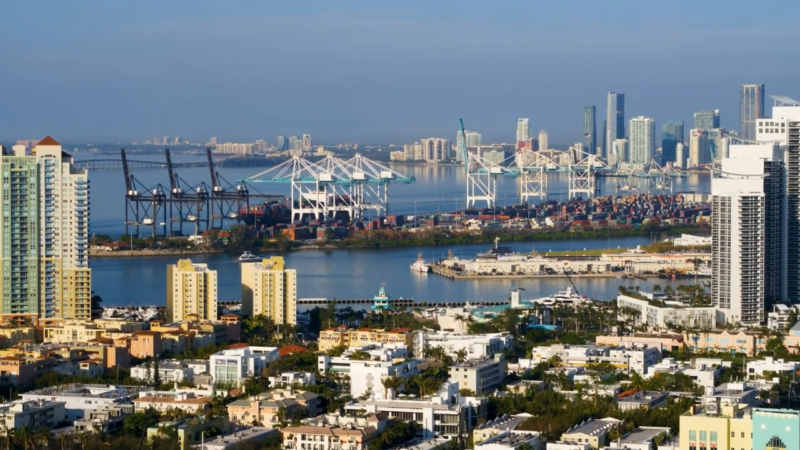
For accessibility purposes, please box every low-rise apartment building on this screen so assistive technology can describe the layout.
[199,427,278,450]
[475,430,543,450]
[20,384,150,421]
[679,404,752,450]
[527,344,661,375]
[318,354,420,400]
[147,416,227,449]
[268,371,315,388]
[345,382,488,439]
[419,332,512,360]
[73,404,134,434]
[209,345,280,386]
[281,413,387,450]
[473,414,532,445]
[647,358,724,395]
[561,418,620,449]
[615,390,668,411]
[130,359,208,384]
[0,400,65,432]
[595,333,684,352]
[449,354,505,395]
[318,326,415,352]
[133,391,212,414]
[616,294,717,330]
[227,389,321,427]
[746,357,800,380]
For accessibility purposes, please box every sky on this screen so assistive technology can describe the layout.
[2,0,800,146]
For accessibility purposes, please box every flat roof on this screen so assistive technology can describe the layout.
[620,427,670,445]
[478,432,539,448]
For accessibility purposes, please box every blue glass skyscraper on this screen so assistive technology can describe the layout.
[661,121,684,164]
[605,92,624,159]
[583,106,596,155]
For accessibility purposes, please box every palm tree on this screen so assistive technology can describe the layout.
[454,349,468,364]
[628,371,646,391]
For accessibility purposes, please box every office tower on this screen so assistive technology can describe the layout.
[612,139,629,165]
[694,109,720,131]
[601,120,608,157]
[605,92,625,159]
[162,136,169,146]
[516,119,530,150]
[276,136,287,151]
[0,137,92,320]
[740,84,766,140]
[166,259,218,322]
[675,143,686,168]
[420,138,451,162]
[241,257,297,325]
[688,129,711,168]
[173,136,181,145]
[712,142,784,325]
[288,136,300,151]
[583,106,596,157]
[661,121,684,165]
[628,116,656,164]
[302,134,312,152]
[538,130,548,152]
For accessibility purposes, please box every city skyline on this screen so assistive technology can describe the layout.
[1,2,797,144]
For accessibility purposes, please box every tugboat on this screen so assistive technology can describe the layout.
[477,237,515,259]
[410,252,431,273]
[371,283,392,310]
[235,251,262,262]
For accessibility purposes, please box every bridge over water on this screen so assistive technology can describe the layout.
[73,157,276,171]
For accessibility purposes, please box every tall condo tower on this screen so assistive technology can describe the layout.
[606,92,625,159]
[166,259,218,322]
[516,119,530,150]
[628,116,656,164]
[740,84,766,140]
[0,137,92,320]
[583,106,597,156]
[241,256,298,325]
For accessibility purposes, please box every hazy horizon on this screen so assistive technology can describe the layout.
[2,1,798,145]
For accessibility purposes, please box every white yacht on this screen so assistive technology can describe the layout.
[529,287,589,307]
[236,251,262,262]
[410,252,431,273]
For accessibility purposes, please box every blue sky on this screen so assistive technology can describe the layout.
[2,1,799,145]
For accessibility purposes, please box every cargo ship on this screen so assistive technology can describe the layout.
[240,200,292,227]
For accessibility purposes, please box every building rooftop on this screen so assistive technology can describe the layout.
[36,136,61,146]
[620,427,670,445]
[22,384,149,399]
[477,431,540,448]
[475,413,531,431]
[450,356,502,370]
[616,390,668,405]
[564,418,620,437]
[198,426,277,447]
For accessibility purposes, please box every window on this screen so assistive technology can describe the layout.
[700,431,706,441]
[741,432,744,438]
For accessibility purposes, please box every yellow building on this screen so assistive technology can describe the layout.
[166,259,218,322]
[679,404,752,450]
[42,320,105,344]
[317,326,415,352]
[241,257,297,325]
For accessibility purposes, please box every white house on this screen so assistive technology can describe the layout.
[318,355,420,400]
[617,294,717,330]
[475,430,543,450]
[420,332,512,360]
[209,346,280,386]
[20,384,151,421]
[131,359,209,384]
[746,357,800,380]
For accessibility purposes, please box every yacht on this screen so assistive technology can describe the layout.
[410,252,431,273]
[687,265,712,277]
[477,237,515,259]
[235,251,262,262]
[529,287,589,307]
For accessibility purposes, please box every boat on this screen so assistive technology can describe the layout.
[477,237,515,259]
[235,251,262,262]
[687,265,712,277]
[529,287,589,307]
[410,252,431,273]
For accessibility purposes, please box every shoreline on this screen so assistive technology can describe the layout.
[89,248,224,258]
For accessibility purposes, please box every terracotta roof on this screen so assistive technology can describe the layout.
[134,396,212,405]
[36,136,60,146]
[227,343,250,349]
[278,344,307,358]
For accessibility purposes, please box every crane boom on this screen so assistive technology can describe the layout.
[165,148,178,191]
[206,147,219,190]
[458,118,469,173]
[120,148,133,192]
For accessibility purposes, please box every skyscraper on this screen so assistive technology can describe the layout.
[516,119,530,150]
[166,259,218,322]
[740,84,766,140]
[694,110,720,131]
[420,138,451,162]
[456,130,482,161]
[661,121,684,165]
[711,142,784,325]
[583,106,596,156]
[688,130,710,168]
[302,134,312,152]
[628,116,655,164]
[538,130,548,153]
[276,136,287,151]
[241,256,297,325]
[606,92,625,159]
[0,137,92,320]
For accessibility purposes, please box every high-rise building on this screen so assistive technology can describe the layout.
[583,106,596,157]
[711,142,784,325]
[456,131,481,161]
[740,84,766,140]
[606,92,625,159]
[420,138,451,162]
[675,143,686,169]
[166,259,218,322]
[241,257,297,325]
[173,136,181,145]
[611,139,629,165]
[538,130,548,153]
[693,109,720,131]
[288,136,300,151]
[0,137,92,320]
[628,116,655,164]
[302,134,312,152]
[276,136,287,151]
[756,97,800,303]
[661,121,684,165]
[516,119,530,150]
[209,137,217,147]
[688,129,711,168]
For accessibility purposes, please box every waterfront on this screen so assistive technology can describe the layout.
[91,236,709,308]
[73,153,713,236]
